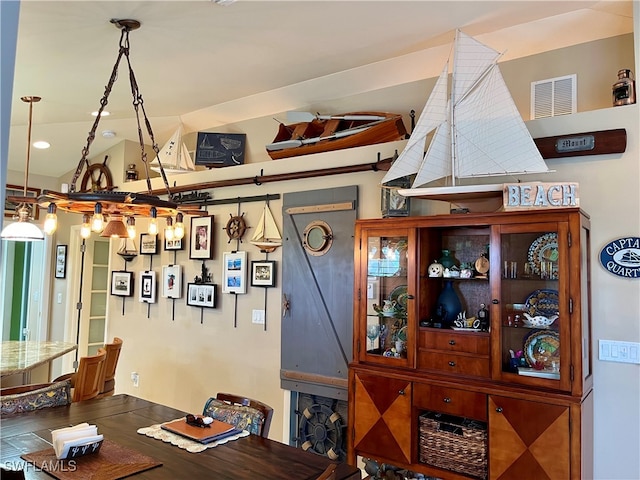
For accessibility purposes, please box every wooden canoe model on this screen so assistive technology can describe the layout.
[266,112,407,160]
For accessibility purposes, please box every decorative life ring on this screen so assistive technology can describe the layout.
[298,403,344,460]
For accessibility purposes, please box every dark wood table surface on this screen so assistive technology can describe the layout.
[0,394,361,480]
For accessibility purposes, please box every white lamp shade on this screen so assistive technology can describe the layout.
[1,220,45,241]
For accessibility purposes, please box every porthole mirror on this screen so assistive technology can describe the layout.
[303,220,333,256]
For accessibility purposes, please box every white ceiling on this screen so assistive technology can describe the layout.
[7,0,634,178]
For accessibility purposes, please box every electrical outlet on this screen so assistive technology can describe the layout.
[252,309,265,325]
[131,372,139,387]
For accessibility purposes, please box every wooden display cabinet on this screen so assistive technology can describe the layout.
[349,209,593,480]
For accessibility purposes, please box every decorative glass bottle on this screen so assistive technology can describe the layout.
[438,249,457,269]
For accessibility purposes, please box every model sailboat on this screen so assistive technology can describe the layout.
[382,30,549,211]
[117,237,137,262]
[250,204,282,252]
[150,126,196,175]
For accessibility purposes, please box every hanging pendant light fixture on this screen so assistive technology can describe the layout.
[1,96,45,242]
[37,19,201,236]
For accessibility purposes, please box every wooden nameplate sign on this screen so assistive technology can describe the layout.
[533,128,626,159]
[161,416,242,444]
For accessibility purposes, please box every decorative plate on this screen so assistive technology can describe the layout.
[527,232,559,276]
[524,289,559,317]
[389,285,408,308]
[524,330,560,368]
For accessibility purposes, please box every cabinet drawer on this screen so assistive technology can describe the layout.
[418,351,490,378]
[414,383,487,421]
[420,330,489,354]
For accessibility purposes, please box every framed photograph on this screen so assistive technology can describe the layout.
[222,251,247,294]
[138,271,157,303]
[110,271,133,297]
[186,283,217,308]
[190,215,214,260]
[4,184,41,220]
[140,233,158,255]
[164,229,184,251]
[55,245,68,279]
[251,260,276,287]
[162,265,182,299]
[195,132,246,168]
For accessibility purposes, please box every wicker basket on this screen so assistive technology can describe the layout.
[418,411,488,479]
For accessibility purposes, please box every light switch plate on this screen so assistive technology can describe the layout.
[252,309,265,325]
[599,339,640,364]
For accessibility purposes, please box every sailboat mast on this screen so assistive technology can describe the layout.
[450,29,459,186]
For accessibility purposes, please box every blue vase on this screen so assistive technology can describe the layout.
[436,281,462,325]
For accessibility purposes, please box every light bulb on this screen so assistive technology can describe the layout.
[80,214,91,239]
[174,213,185,240]
[91,203,104,232]
[148,207,158,236]
[43,204,57,235]
[165,217,174,241]
[126,217,136,239]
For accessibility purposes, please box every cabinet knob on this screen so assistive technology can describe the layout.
[449,339,456,345]
[492,299,499,304]
[448,361,456,367]
[495,407,503,413]
[443,397,451,403]
[398,389,405,395]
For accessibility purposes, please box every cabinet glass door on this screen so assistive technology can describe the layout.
[363,232,409,363]
[497,224,570,390]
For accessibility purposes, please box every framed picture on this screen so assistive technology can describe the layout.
[195,132,246,168]
[140,233,158,255]
[4,184,41,220]
[162,265,182,299]
[164,230,184,251]
[55,245,67,279]
[250,260,276,287]
[190,215,214,260]
[222,251,247,294]
[138,271,157,303]
[111,271,133,297]
[186,283,217,308]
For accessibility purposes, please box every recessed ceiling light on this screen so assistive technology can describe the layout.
[33,141,50,149]
[102,130,116,138]
[91,111,110,117]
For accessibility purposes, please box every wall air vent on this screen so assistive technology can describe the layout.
[531,74,576,119]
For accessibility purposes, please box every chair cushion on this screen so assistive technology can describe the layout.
[0,380,71,417]
[202,398,264,435]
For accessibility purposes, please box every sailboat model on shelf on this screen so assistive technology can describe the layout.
[149,126,195,175]
[117,237,137,262]
[250,204,282,253]
[382,30,549,212]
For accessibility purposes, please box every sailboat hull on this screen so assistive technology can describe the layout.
[266,112,407,160]
[398,184,505,212]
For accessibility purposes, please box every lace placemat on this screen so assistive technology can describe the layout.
[137,418,250,453]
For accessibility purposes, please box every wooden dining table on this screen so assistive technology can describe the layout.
[0,394,362,480]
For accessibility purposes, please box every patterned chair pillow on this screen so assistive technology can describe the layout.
[202,397,265,435]
[0,380,71,417]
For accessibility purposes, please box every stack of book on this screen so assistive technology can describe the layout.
[51,423,104,460]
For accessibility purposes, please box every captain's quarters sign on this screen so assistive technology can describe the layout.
[600,237,640,279]
[503,182,579,210]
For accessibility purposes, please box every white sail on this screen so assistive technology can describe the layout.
[383,30,548,204]
[250,204,282,252]
[150,126,195,175]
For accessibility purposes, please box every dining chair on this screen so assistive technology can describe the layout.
[202,392,273,438]
[0,379,71,417]
[71,348,107,402]
[315,464,337,480]
[96,337,123,398]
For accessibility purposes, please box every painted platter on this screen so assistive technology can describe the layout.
[524,330,560,368]
[527,232,559,276]
[524,289,559,317]
[389,285,408,308]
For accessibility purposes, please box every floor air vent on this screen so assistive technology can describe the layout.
[531,74,576,119]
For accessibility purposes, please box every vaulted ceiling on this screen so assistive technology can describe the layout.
[7,0,634,177]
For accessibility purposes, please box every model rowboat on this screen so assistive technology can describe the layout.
[266,112,407,160]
